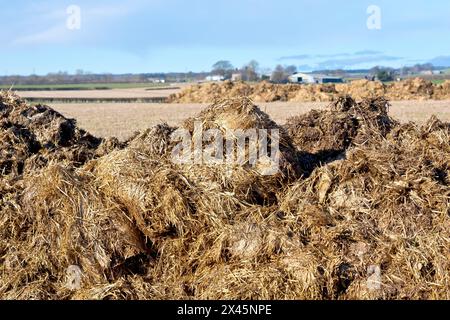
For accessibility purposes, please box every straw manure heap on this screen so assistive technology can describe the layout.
[280,116,449,299]
[386,78,434,100]
[0,92,121,206]
[335,79,386,100]
[169,78,450,103]
[283,96,398,163]
[435,80,450,99]
[0,91,449,300]
[177,97,301,203]
[168,81,339,103]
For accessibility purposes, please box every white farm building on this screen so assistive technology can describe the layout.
[205,75,225,82]
[288,73,344,84]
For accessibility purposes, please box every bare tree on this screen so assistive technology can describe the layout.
[212,60,234,78]
[284,65,297,75]
[271,65,288,83]
[242,60,260,82]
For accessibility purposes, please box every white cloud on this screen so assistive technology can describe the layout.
[11,25,69,46]
[10,2,146,47]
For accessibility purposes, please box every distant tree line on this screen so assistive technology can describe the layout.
[0,62,445,86]
[369,63,442,82]
[0,71,210,86]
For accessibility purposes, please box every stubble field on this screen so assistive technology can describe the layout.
[50,100,450,139]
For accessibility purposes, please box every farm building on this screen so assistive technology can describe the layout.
[231,73,242,81]
[420,70,443,75]
[288,72,344,84]
[147,78,166,83]
[205,75,225,82]
[288,73,315,84]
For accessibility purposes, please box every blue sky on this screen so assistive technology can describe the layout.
[1,0,450,75]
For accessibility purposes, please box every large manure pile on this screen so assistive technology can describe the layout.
[0,91,449,300]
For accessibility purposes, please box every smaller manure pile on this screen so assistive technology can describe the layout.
[169,78,450,103]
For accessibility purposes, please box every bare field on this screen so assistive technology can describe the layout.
[17,87,182,99]
[51,100,450,140]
